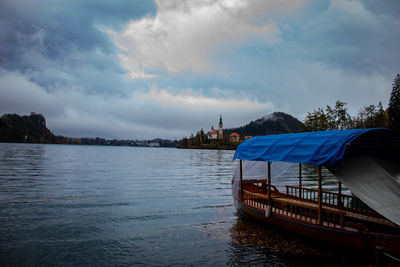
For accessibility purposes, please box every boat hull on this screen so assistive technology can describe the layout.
[237,199,400,256]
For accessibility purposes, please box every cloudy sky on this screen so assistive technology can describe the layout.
[1,0,399,139]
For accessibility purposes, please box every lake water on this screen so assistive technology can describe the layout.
[0,143,369,266]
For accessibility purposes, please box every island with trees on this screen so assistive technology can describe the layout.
[177,112,304,150]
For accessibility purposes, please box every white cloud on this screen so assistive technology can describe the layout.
[138,86,274,110]
[108,0,306,78]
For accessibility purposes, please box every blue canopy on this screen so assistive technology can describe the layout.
[233,128,392,167]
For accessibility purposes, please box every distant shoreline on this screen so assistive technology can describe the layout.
[0,141,177,148]
[0,113,178,148]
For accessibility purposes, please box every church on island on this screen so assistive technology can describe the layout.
[207,115,224,140]
[207,115,241,143]
[178,115,245,149]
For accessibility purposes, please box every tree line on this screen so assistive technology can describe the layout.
[303,74,400,132]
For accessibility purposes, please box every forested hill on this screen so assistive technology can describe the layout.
[224,112,304,136]
[0,113,57,143]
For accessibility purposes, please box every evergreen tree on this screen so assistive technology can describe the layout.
[325,105,336,130]
[364,104,377,128]
[200,128,205,142]
[304,108,328,131]
[375,102,387,127]
[334,101,353,129]
[388,74,400,131]
[303,101,353,131]
[353,102,387,129]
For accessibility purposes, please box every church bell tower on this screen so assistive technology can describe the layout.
[218,114,223,139]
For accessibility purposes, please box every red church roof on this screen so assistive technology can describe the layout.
[229,132,240,137]
[209,129,217,134]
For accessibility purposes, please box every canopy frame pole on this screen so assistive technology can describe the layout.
[299,163,302,198]
[267,162,271,204]
[240,160,243,201]
[318,166,322,225]
[338,181,342,207]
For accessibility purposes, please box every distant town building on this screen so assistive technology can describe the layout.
[229,132,240,142]
[244,136,253,140]
[207,126,218,140]
[218,114,223,139]
[148,142,160,147]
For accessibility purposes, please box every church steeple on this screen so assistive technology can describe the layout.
[218,114,223,139]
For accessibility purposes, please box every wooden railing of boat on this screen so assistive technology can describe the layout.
[242,189,346,229]
[240,179,398,231]
[285,185,382,217]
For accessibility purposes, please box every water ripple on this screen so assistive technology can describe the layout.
[0,143,367,266]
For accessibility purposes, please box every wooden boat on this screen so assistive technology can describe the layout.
[232,128,400,258]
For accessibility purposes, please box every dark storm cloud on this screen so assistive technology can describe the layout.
[296,0,400,75]
[362,0,400,17]
[0,0,155,93]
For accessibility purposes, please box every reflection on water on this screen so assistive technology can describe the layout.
[227,213,373,266]
[230,215,329,255]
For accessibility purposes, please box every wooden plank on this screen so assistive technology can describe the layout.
[318,166,322,225]
[267,162,271,204]
[299,163,302,198]
[240,160,243,201]
[338,181,342,207]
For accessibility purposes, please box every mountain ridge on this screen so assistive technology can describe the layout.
[224,112,304,137]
